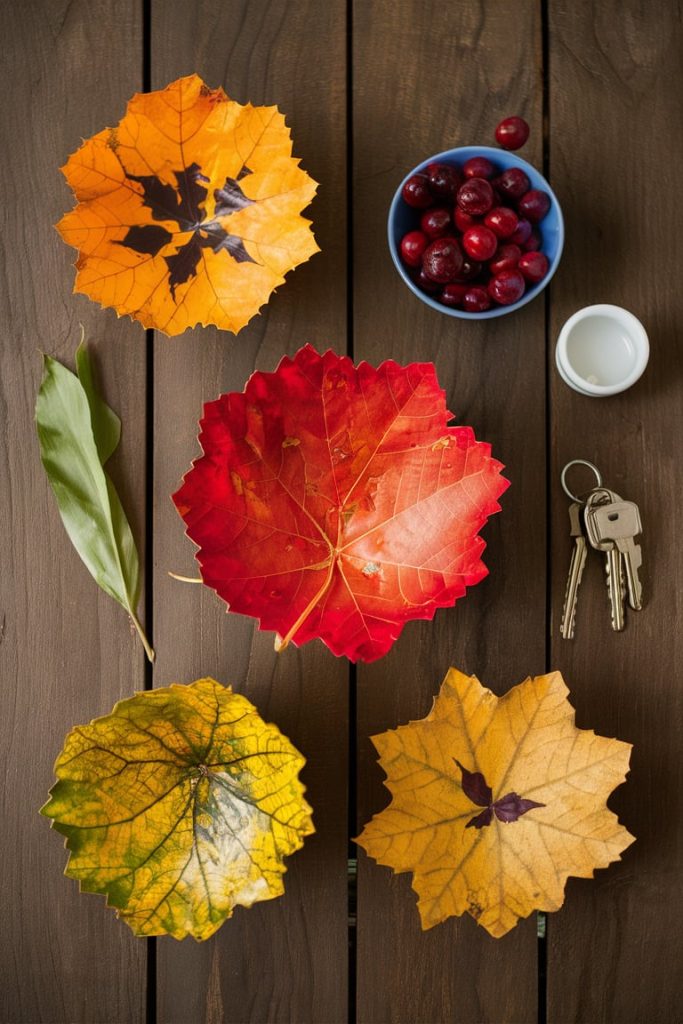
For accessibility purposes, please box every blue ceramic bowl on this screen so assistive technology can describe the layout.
[388,145,564,319]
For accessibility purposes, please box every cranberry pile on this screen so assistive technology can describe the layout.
[397,118,551,312]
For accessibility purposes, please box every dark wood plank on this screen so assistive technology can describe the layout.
[150,2,349,1021]
[547,3,683,1022]
[353,2,545,1021]
[0,1,147,1020]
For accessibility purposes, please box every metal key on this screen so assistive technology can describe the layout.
[586,497,643,611]
[560,502,588,639]
[584,489,626,631]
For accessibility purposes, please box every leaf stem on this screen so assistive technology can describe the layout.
[168,571,203,583]
[130,611,155,662]
[275,556,335,652]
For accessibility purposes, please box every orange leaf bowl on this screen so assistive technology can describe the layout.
[57,74,319,336]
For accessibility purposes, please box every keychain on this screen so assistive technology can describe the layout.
[560,460,644,638]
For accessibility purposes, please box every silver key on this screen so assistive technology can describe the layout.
[605,545,626,631]
[560,502,588,639]
[586,498,643,611]
[584,489,626,632]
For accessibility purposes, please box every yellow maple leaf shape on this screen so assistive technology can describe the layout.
[41,678,314,940]
[356,668,634,938]
[56,74,319,336]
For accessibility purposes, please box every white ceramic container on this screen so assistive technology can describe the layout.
[555,304,649,396]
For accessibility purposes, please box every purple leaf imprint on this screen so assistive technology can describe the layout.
[493,793,546,823]
[465,807,494,830]
[454,760,492,807]
[456,761,546,830]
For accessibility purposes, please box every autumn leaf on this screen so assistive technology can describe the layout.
[41,678,313,940]
[173,345,508,663]
[57,74,318,336]
[356,669,634,937]
[35,337,153,661]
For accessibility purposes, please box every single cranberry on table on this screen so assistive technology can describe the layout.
[412,267,441,294]
[495,116,530,151]
[402,174,433,208]
[462,225,497,262]
[509,217,532,246]
[484,206,518,239]
[400,230,428,268]
[493,166,530,201]
[422,237,464,283]
[439,282,468,308]
[454,207,478,233]
[463,286,492,313]
[420,207,452,239]
[456,177,494,216]
[426,162,462,199]
[489,243,521,276]
[463,156,495,180]
[518,189,550,223]
[518,250,549,283]
[522,227,542,251]
[488,269,526,305]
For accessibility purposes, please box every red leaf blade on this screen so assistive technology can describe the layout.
[173,345,509,662]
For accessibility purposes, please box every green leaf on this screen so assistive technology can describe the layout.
[35,340,154,661]
[41,678,314,940]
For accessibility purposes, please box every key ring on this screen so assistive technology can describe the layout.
[560,460,603,503]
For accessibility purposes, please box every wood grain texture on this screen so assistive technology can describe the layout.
[0,1,147,1021]
[4,2,683,1021]
[150,1,349,1021]
[352,2,545,1021]
[547,2,683,1022]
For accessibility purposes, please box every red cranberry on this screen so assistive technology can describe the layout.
[518,251,549,283]
[413,268,441,294]
[462,225,497,262]
[454,207,478,233]
[493,166,530,201]
[420,207,452,240]
[463,156,495,180]
[463,286,492,313]
[518,189,550,222]
[455,258,482,282]
[402,174,433,208]
[422,237,463,283]
[426,162,462,199]
[488,269,526,305]
[489,244,521,275]
[509,217,532,245]
[439,283,467,308]
[456,177,494,216]
[484,206,518,239]
[495,116,530,151]
[400,230,428,268]
[522,228,542,251]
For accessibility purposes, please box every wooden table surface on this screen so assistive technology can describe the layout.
[2,1,681,1022]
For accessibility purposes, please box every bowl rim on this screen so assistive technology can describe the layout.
[555,303,650,396]
[387,144,565,320]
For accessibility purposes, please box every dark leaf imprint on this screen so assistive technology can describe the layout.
[118,161,257,296]
[455,760,545,830]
